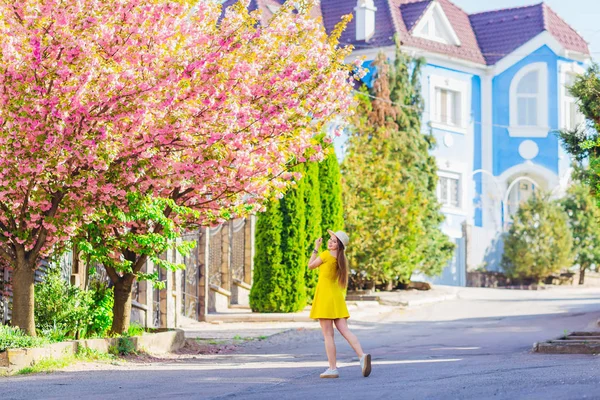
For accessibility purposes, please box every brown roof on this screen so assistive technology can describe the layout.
[223,0,590,65]
[389,0,486,64]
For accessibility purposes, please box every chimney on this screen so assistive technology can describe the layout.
[355,0,377,41]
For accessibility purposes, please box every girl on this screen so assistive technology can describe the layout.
[308,229,372,379]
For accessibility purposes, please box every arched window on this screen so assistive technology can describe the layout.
[509,63,548,137]
[516,70,539,126]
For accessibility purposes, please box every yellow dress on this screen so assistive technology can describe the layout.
[310,250,350,320]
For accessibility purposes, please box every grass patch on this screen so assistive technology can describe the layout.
[15,347,118,375]
[16,355,76,375]
[0,325,50,352]
[76,346,115,362]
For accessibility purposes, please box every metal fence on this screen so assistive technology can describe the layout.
[0,217,254,326]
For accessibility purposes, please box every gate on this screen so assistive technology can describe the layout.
[181,230,202,320]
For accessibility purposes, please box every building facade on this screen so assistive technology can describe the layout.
[328,0,590,286]
[224,0,591,286]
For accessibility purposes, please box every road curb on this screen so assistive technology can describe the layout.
[533,331,600,354]
[202,292,457,324]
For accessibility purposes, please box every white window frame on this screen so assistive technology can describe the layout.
[412,2,461,46]
[429,75,469,134]
[509,62,549,138]
[559,62,586,131]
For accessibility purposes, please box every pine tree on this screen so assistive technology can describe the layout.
[249,199,286,312]
[303,161,322,299]
[342,39,454,289]
[279,165,307,312]
[319,149,345,241]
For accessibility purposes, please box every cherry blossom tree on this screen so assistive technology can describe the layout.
[0,0,355,334]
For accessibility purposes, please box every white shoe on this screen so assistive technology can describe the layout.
[360,354,372,377]
[320,368,339,378]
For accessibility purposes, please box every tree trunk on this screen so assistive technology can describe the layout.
[11,263,36,336]
[579,265,586,285]
[111,275,134,335]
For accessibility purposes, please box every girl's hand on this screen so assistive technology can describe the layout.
[314,237,322,250]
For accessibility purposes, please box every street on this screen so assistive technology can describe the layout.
[1,287,599,400]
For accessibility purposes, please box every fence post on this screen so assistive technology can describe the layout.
[199,227,210,321]
[244,216,255,285]
[220,222,231,293]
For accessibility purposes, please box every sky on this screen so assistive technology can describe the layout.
[453,0,600,61]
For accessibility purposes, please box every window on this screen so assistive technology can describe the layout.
[563,73,585,131]
[429,75,468,133]
[509,63,548,137]
[435,88,461,126]
[412,2,461,46]
[438,175,460,208]
[418,19,445,42]
[516,71,538,126]
[507,181,535,217]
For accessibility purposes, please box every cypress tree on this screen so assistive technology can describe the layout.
[303,161,322,300]
[249,199,286,312]
[279,164,307,312]
[319,149,345,241]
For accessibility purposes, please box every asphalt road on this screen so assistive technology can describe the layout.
[1,287,600,400]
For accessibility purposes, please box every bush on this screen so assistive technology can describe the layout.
[0,325,49,352]
[35,267,113,340]
[126,322,145,337]
[87,279,114,337]
[561,182,600,285]
[109,336,136,356]
[502,194,573,283]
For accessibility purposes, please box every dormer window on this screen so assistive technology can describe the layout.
[509,62,549,137]
[412,1,461,46]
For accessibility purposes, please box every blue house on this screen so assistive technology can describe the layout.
[224,0,591,286]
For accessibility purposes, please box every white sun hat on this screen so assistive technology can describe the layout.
[327,229,349,248]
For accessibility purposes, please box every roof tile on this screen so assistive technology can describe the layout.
[222,0,590,65]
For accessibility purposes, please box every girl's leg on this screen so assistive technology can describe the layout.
[334,318,365,358]
[319,319,337,369]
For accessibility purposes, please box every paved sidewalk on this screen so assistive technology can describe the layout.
[179,285,460,341]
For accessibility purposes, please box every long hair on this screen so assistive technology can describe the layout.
[335,238,348,289]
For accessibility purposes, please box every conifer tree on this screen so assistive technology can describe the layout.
[319,150,345,241]
[279,165,308,312]
[303,162,322,299]
[249,199,286,312]
[342,39,454,288]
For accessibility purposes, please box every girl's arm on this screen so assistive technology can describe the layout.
[308,237,323,270]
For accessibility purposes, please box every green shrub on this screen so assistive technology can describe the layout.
[502,194,574,283]
[87,280,114,337]
[109,337,136,356]
[35,267,113,340]
[125,323,145,337]
[561,182,600,285]
[76,346,115,361]
[0,325,50,352]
